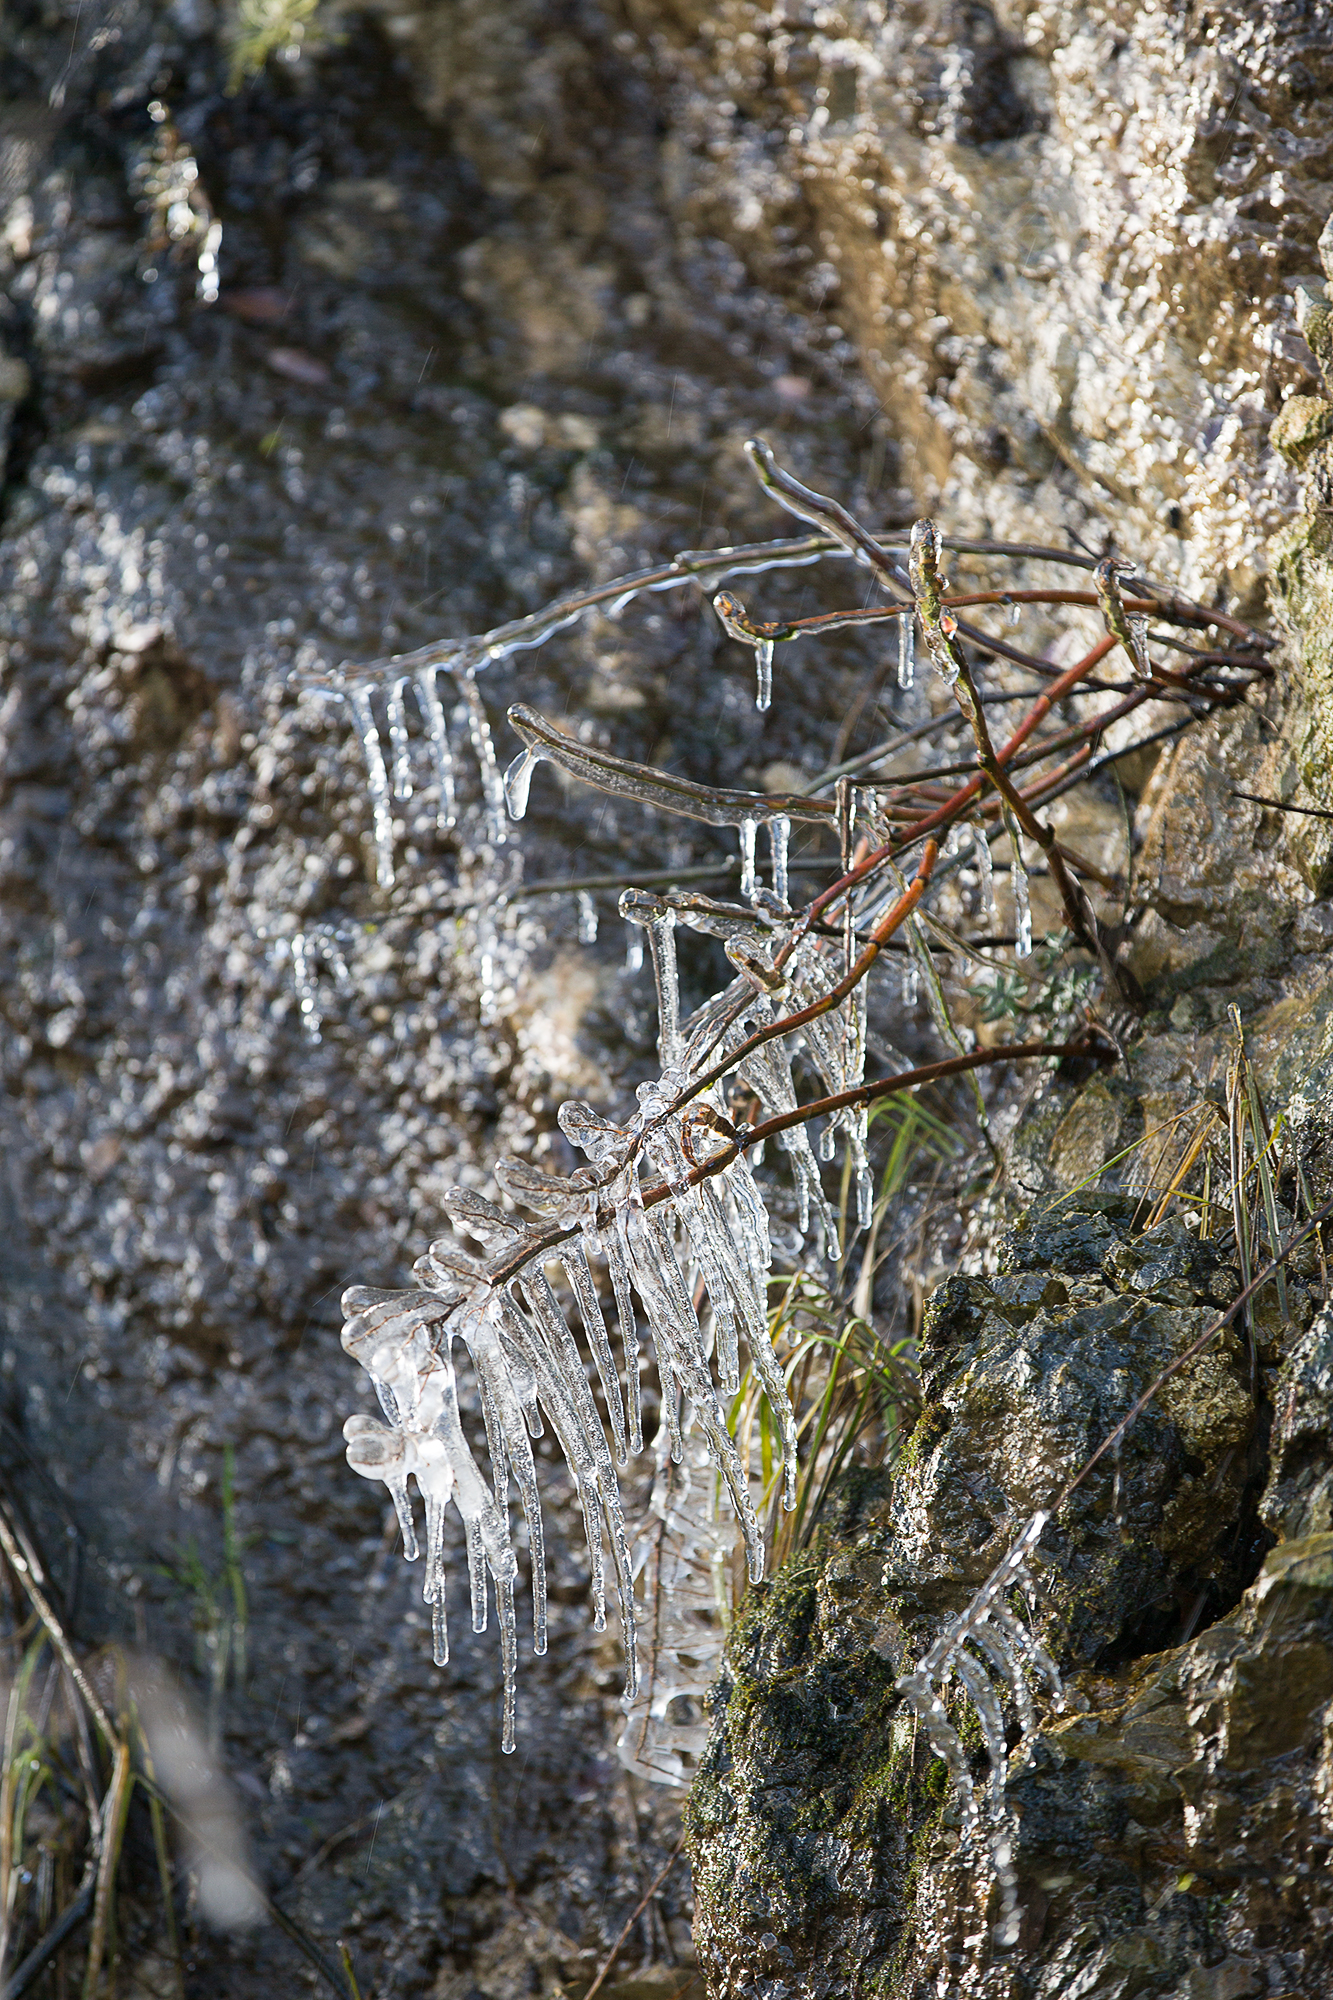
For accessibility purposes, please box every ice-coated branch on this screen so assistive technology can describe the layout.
[319,429,1270,1781]
[907,518,1141,1002]
[503,703,837,832]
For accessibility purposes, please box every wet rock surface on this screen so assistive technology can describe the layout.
[4,0,1333,1995]
[0,4,875,1992]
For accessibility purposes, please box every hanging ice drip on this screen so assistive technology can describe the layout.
[385,678,414,801]
[503,746,537,819]
[348,687,397,890]
[973,823,995,922]
[897,610,915,690]
[1002,805,1033,958]
[711,587,785,714]
[754,637,774,712]
[768,814,791,905]
[415,668,459,829]
[738,818,759,903]
[457,667,510,845]
[619,889,682,1064]
[304,667,471,886]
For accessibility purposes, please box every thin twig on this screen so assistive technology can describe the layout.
[1061,1194,1333,1506]
[82,1737,132,2000]
[0,1511,115,1748]
[582,1836,689,2000]
[1232,790,1333,821]
[504,862,739,900]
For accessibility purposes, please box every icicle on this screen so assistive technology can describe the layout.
[973,823,995,921]
[1009,600,1021,626]
[1128,613,1151,681]
[457,667,509,844]
[739,817,759,903]
[343,1415,420,1559]
[856,1163,875,1232]
[897,611,915,690]
[901,956,919,1007]
[498,1573,517,1753]
[896,1510,1061,1945]
[1003,806,1032,958]
[818,1122,836,1164]
[768,813,790,905]
[1015,868,1032,959]
[623,1204,765,1581]
[560,1240,629,1464]
[476,907,499,1023]
[512,1264,638,1671]
[577,891,598,944]
[349,687,397,889]
[467,1516,488,1632]
[289,933,322,1043]
[423,1490,449,1665]
[414,668,458,829]
[625,931,644,973]
[386,677,414,800]
[602,1227,644,1457]
[754,637,774,711]
[503,747,537,821]
[620,893,681,1062]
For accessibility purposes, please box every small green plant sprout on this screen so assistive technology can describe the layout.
[155,1446,251,1749]
[225,0,324,90]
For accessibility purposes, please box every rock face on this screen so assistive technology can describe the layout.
[688,1196,1333,2000]
[3,0,1333,1994]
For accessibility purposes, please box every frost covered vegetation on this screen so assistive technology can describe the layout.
[295,437,1283,1920]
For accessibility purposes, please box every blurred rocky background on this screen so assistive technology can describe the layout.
[2,0,1333,1994]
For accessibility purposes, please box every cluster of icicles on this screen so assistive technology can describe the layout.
[314,448,1068,1934]
[899,1509,1065,1946]
[339,878,869,1754]
[296,528,852,886]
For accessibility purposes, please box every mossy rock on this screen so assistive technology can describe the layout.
[686,1191,1333,2000]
